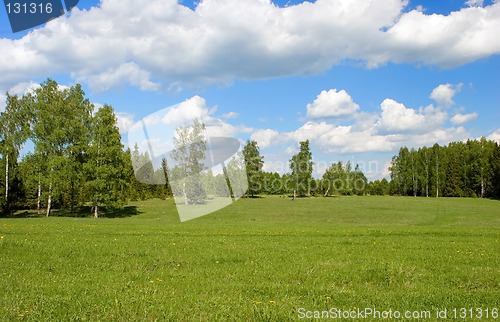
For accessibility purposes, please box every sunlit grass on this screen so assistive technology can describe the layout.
[1,196,499,320]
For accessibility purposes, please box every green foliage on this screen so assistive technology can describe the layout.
[243,140,264,197]
[367,178,390,195]
[389,138,498,198]
[321,161,368,196]
[0,79,134,216]
[225,152,248,199]
[0,197,498,320]
[171,119,207,204]
[493,143,500,198]
[289,140,314,196]
[30,80,94,215]
[0,93,32,211]
[85,104,127,217]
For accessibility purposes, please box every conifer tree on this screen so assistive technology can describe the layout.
[85,105,127,218]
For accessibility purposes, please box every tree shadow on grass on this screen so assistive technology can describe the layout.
[101,206,141,218]
[2,205,142,219]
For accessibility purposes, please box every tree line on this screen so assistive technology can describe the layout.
[388,139,500,198]
[2,79,497,218]
[243,139,368,197]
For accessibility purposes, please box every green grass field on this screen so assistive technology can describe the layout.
[1,196,499,321]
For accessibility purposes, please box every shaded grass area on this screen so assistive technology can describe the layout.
[0,196,499,321]
[4,205,141,219]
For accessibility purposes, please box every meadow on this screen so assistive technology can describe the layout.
[1,196,499,321]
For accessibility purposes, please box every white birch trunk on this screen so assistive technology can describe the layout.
[5,153,8,208]
[46,185,52,217]
[37,179,41,215]
[46,168,53,217]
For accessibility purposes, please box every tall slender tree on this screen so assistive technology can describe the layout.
[289,140,314,197]
[0,93,31,211]
[85,104,127,218]
[242,140,264,197]
[171,119,207,204]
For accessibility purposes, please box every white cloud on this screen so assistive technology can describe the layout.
[375,99,447,133]
[1,0,499,90]
[161,96,215,125]
[250,89,475,162]
[0,81,42,111]
[487,128,500,142]
[78,62,161,92]
[251,129,282,149]
[222,112,238,119]
[0,93,6,112]
[205,122,253,138]
[306,89,360,118]
[8,81,41,96]
[451,112,478,124]
[386,5,500,68]
[116,112,135,134]
[415,5,425,12]
[430,83,463,106]
[158,96,252,137]
[409,127,470,147]
[466,0,484,7]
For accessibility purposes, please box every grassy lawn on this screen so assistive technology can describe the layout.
[1,196,499,321]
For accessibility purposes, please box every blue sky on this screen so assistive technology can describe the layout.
[1,0,499,179]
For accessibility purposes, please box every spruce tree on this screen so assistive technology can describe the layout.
[242,140,264,197]
[85,104,127,218]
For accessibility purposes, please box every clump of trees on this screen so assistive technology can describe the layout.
[321,161,368,196]
[241,139,369,197]
[389,138,500,198]
[0,79,139,217]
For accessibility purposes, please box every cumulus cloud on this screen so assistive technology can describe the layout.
[466,0,484,7]
[251,129,282,149]
[430,83,463,106]
[386,6,500,68]
[8,81,41,96]
[161,96,215,125]
[222,112,238,119]
[250,87,475,161]
[116,112,135,134]
[487,128,500,142]
[1,0,499,90]
[290,121,394,153]
[375,99,447,133]
[0,81,42,111]
[78,62,161,92]
[451,112,478,124]
[0,93,6,112]
[306,89,360,118]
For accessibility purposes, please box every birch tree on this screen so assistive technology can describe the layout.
[0,93,31,211]
[171,119,207,204]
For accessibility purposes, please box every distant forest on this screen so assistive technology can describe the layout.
[1,79,499,217]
